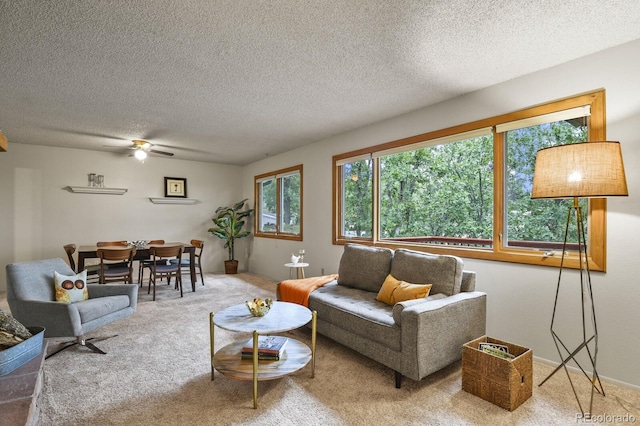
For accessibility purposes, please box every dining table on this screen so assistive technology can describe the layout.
[77,242,198,292]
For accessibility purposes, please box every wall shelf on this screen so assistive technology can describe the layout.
[67,186,128,195]
[149,197,200,205]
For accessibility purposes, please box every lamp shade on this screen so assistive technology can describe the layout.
[531,141,628,199]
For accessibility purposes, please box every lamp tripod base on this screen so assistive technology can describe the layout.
[538,201,605,416]
[538,328,605,416]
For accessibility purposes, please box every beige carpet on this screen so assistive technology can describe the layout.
[3,273,640,425]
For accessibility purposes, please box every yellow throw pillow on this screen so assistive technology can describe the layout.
[376,274,432,305]
[376,274,402,305]
[54,270,88,303]
[393,281,432,303]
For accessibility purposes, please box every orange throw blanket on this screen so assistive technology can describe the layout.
[278,274,339,307]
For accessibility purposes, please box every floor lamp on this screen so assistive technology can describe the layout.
[531,141,628,416]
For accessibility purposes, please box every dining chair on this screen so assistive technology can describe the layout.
[169,239,205,286]
[137,239,165,284]
[148,245,183,301]
[97,240,132,272]
[64,244,100,283]
[97,247,136,284]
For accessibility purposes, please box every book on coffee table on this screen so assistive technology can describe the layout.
[241,335,288,356]
[241,352,281,361]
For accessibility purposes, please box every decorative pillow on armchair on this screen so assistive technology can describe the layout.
[54,270,88,303]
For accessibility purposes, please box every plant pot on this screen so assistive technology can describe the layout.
[224,260,239,274]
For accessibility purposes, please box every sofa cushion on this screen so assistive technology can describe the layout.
[376,274,431,305]
[74,295,131,324]
[54,270,88,303]
[390,249,463,296]
[337,244,393,293]
[309,283,401,351]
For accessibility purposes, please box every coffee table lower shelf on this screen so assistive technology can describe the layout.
[213,338,312,381]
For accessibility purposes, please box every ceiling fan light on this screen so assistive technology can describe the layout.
[134,149,147,160]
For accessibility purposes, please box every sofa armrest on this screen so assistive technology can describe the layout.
[402,291,485,316]
[8,299,83,337]
[87,284,138,311]
[461,271,476,292]
[399,291,487,380]
[392,294,447,325]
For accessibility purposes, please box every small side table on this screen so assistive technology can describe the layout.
[284,262,309,279]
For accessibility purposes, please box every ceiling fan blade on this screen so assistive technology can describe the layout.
[153,143,210,154]
[103,145,131,154]
[149,149,174,156]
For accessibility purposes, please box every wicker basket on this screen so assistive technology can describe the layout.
[462,336,532,411]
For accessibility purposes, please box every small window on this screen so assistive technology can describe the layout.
[255,165,303,241]
[339,156,373,239]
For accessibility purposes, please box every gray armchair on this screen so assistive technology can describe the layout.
[6,258,138,357]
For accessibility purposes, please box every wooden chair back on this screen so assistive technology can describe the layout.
[150,244,183,260]
[63,243,77,271]
[190,239,204,259]
[97,247,136,262]
[97,247,136,284]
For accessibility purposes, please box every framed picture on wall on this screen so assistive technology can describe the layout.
[164,177,187,198]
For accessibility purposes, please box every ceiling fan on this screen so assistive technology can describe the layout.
[126,140,175,161]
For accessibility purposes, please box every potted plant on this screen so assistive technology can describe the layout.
[208,198,254,274]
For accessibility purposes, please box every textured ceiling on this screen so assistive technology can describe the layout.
[2,1,640,165]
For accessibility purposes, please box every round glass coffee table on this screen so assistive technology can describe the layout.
[209,301,317,408]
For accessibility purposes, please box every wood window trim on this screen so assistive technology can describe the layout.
[254,164,303,241]
[333,89,607,271]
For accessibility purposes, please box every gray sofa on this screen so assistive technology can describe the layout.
[308,243,486,387]
[6,258,138,355]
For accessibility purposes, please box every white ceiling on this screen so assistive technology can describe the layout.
[2,1,640,165]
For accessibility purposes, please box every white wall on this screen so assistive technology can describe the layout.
[243,39,640,387]
[0,144,246,291]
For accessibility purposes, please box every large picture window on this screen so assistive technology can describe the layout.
[333,90,608,271]
[378,129,494,248]
[255,165,303,241]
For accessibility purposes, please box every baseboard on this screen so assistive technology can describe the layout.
[533,355,640,391]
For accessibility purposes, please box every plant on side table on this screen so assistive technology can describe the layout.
[208,198,254,274]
